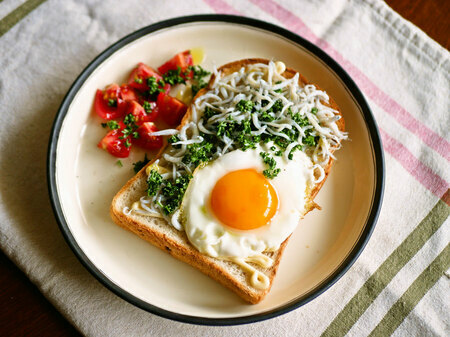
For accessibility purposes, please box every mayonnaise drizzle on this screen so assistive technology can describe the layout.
[229,254,274,289]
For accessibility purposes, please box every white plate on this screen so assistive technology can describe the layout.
[48,15,384,325]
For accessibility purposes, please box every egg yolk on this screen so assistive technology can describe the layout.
[210,169,279,230]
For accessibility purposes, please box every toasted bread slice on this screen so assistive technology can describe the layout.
[110,59,345,304]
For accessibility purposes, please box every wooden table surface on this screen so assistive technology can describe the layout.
[1,1,448,336]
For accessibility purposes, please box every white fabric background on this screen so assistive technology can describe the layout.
[0,0,448,336]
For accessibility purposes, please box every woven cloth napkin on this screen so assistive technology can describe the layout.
[0,0,448,336]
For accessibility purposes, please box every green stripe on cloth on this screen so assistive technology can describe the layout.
[0,0,47,38]
[322,197,450,337]
[369,243,450,337]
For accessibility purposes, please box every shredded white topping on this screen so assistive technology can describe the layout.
[124,60,347,223]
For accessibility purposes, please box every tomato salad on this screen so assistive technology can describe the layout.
[94,50,210,160]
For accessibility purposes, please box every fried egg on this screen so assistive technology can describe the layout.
[180,144,314,259]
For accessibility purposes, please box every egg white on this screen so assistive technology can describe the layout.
[181,144,314,259]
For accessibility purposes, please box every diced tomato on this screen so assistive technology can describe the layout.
[157,50,193,75]
[134,122,163,150]
[115,84,138,114]
[94,84,125,120]
[119,84,138,102]
[157,92,187,126]
[124,100,159,125]
[98,126,131,158]
[127,63,162,92]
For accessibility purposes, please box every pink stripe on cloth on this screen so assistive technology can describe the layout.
[203,0,240,15]
[248,0,450,162]
[380,129,449,200]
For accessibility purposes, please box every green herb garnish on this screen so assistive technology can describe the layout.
[162,67,186,86]
[274,81,283,93]
[107,99,117,107]
[133,154,150,174]
[288,144,302,160]
[120,114,140,140]
[168,134,181,148]
[260,152,280,178]
[188,65,211,79]
[182,141,214,166]
[146,170,192,215]
[147,77,166,97]
[142,101,153,114]
[303,134,317,147]
[236,100,254,113]
[187,65,210,96]
[203,106,217,120]
[147,170,163,196]
[107,120,120,130]
[159,175,192,215]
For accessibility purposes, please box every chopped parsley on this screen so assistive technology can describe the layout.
[147,76,166,98]
[107,120,120,130]
[134,77,143,84]
[236,100,254,113]
[162,67,186,86]
[133,154,150,173]
[268,99,283,113]
[187,65,211,96]
[116,160,123,167]
[259,110,276,122]
[203,106,218,120]
[107,98,117,107]
[182,141,214,166]
[288,144,302,160]
[159,175,192,215]
[303,134,317,147]
[188,65,210,79]
[260,152,281,178]
[146,169,192,215]
[168,134,180,143]
[168,134,181,148]
[147,170,163,196]
[142,101,153,114]
[274,81,283,93]
[120,114,140,140]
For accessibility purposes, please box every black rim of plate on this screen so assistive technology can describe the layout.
[47,14,384,326]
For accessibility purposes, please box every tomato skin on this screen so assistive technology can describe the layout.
[157,92,188,126]
[94,84,125,120]
[161,83,172,93]
[119,84,138,102]
[115,84,138,114]
[134,122,163,150]
[98,127,131,158]
[125,100,159,125]
[157,50,193,75]
[127,63,162,92]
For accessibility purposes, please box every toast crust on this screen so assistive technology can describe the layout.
[110,59,345,304]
